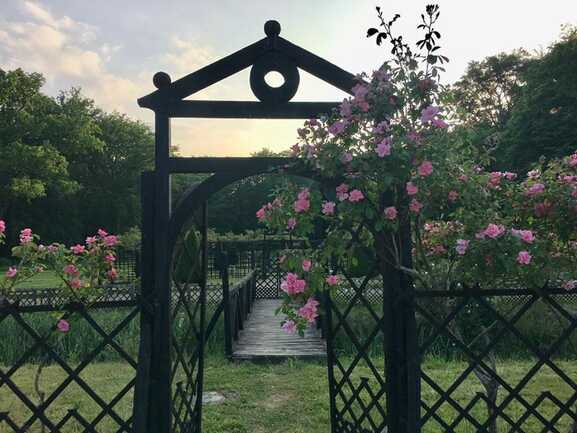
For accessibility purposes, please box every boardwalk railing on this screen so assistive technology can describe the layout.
[222,258,257,358]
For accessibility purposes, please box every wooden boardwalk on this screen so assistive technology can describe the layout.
[232,299,326,361]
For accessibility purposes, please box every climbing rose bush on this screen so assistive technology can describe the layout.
[0,220,120,330]
[255,6,577,334]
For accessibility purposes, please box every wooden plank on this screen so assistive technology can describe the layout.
[232,299,326,361]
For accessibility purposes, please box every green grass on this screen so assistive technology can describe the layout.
[2,357,576,433]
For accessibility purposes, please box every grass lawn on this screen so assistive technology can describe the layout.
[2,357,576,433]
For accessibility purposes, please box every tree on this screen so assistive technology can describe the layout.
[0,69,77,220]
[501,26,577,171]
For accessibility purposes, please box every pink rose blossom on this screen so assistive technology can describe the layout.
[352,83,369,100]
[86,236,97,245]
[19,228,33,244]
[455,239,470,256]
[448,191,459,201]
[0,220,5,234]
[527,170,540,180]
[104,235,118,247]
[302,260,312,272]
[322,201,336,215]
[348,190,364,202]
[294,199,310,213]
[420,106,440,123]
[340,99,353,117]
[409,199,423,214]
[418,161,434,177]
[71,244,85,255]
[526,183,545,196]
[282,320,297,334]
[336,183,349,201]
[384,206,398,220]
[287,218,297,231]
[5,267,17,278]
[328,120,347,135]
[407,130,422,143]
[511,229,535,243]
[481,223,506,239]
[70,278,82,289]
[105,253,116,263]
[406,182,419,196]
[298,298,320,323]
[57,319,70,333]
[281,273,307,295]
[562,280,576,291]
[326,275,339,286]
[567,153,577,167]
[517,251,532,265]
[97,229,108,237]
[376,137,392,157]
[63,264,79,276]
[256,207,267,221]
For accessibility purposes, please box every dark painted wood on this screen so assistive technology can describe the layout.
[232,300,326,361]
[165,100,340,119]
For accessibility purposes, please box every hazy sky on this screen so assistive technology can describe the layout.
[1,0,576,156]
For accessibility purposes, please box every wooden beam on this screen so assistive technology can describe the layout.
[165,100,339,119]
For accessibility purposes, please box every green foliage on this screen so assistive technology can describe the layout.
[501,26,577,171]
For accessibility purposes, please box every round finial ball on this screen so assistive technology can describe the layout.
[153,72,171,89]
[264,20,281,37]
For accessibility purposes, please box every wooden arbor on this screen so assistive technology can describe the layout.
[133,20,369,433]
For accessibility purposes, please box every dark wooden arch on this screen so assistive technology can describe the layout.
[134,20,362,433]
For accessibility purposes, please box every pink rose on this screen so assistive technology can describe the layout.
[482,223,506,239]
[5,267,17,278]
[57,319,70,333]
[420,106,440,123]
[287,218,297,231]
[448,191,459,201]
[281,273,307,295]
[302,260,312,272]
[328,120,347,135]
[409,198,423,214]
[63,264,79,276]
[104,235,118,247]
[526,183,545,196]
[294,199,310,213]
[336,183,349,201]
[86,236,97,245]
[567,153,577,167]
[298,298,319,323]
[70,244,85,255]
[517,251,532,265]
[281,320,297,334]
[97,229,108,237]
[70,278,82,289]
[326,275,339,286]
[256,207,267,221]
[322,201,336,215]
[406,182,419,196]
[455,239,470,256]
[511,229,535,243]
[0,220,5,234]
[105,253,116,263]
[19,228,33,244]
[418,161,434,177]
[384,206,398,220]
[348,190,364,202]
[376,137,392,157]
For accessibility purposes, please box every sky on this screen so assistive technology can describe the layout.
[1,0,576,156]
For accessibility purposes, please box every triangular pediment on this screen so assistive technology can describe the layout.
[138,20,358,111]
